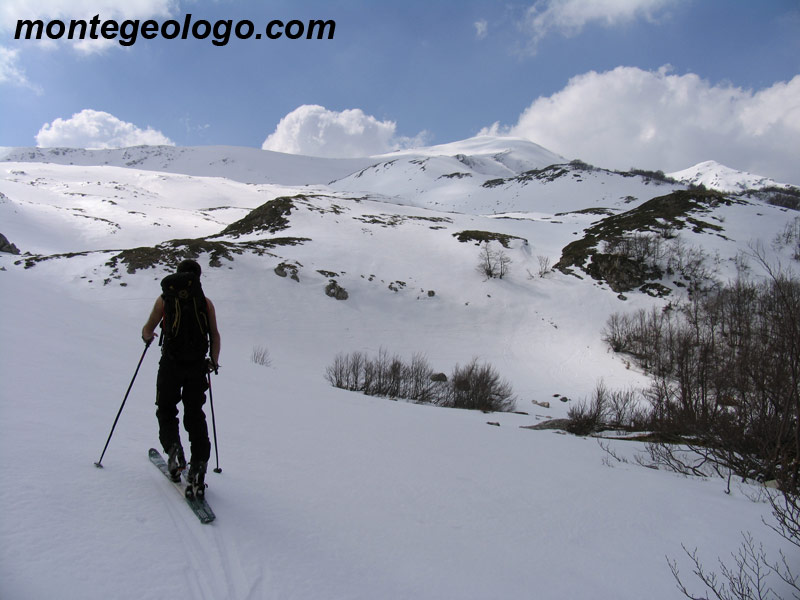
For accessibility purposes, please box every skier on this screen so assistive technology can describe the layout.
[141,259,221,498]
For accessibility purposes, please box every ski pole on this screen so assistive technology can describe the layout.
[207,371,222,474]
[94,340,151,468]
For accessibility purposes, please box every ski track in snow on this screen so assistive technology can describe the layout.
[145,459,271,599]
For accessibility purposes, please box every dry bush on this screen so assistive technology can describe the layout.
[325,351,516,412]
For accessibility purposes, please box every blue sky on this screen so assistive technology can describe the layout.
[1,0,799,183]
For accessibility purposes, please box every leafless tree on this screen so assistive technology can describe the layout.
[478,242,512,279]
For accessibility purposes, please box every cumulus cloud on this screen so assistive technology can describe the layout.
[35,109,174,148]
[523,0,680,51]
[483,66,800,185]
[262,105,428,158]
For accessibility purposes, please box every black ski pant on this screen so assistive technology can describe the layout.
[155,356,211,464]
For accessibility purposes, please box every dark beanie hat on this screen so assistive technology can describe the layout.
[177,259,202,276]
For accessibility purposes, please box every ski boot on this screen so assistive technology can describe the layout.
[185,460,207,499]
[167,443,186,482]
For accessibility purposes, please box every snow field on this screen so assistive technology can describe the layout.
[1,137,798,599]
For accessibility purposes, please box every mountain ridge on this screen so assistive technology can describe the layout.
[4,136,797,194]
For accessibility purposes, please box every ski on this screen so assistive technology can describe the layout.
[148,448,216,524]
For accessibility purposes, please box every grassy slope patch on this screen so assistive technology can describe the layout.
[556,189,737,288]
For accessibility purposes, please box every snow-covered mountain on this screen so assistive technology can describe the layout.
[668,159,794,193]
[0,144,375,186]
[1,137,798,600]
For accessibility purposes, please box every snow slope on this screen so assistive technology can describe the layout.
[1,138,798,599]
[668,159,793,193]
[0,145,375,186]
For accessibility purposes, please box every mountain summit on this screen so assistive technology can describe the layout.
[667,159,791,193]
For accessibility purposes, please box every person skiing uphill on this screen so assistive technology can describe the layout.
[141,259,221,498]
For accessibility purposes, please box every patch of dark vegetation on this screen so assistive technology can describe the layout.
[596,189,733,238]
[275,261,301,281]
[326,350,516,412]
[555,207,616,217]
[105,236,309,275]
[740,185,800,211]
[354,214,452,228]
[438,172,472,180]
[482,160,618,190]
[482,164,572,188]
[354,214,404,227]
[351,160,398,180]
[407,215,452,224]
[585,253,663,294]
[239,237,308,250]
[482,177,506,189]
[17,250,97,269]
[556,189,735,290]
[639,282,672,298]
[515,165,571,183]
[595,272,800,497]
[454,230,526,248]
[325,280,349,300]
[295,196,349,215]
[219,196,297,237]
[626,168,678,184]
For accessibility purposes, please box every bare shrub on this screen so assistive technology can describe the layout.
[604,232,666,268]
[565,381,649,434]
[669,488,800,600]
[606,268,800,491]
[478,242,512,279]
[251,345,272,367]
[406,352,436,404]
[324,352,349,389]
[774,216,800,261]
[601,260,800,600]
[666,237,719,293]
[447,358,516,412]
[537,255,552,277]
[566,381,611,436]
[607,386,648,429]
[325,351,516,412]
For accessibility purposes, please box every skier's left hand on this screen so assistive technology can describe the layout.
[206,358,219,375]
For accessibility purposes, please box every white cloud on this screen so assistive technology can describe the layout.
[523,0,680,51]
[1,0,175,24]
[262,105,428,158]
[485,66,800,185]
[35,109,174,148]
[474,19,488,40]
[0,45,41,92]
[1,0,177,54]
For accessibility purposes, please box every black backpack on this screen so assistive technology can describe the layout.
[160,271,210,362]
